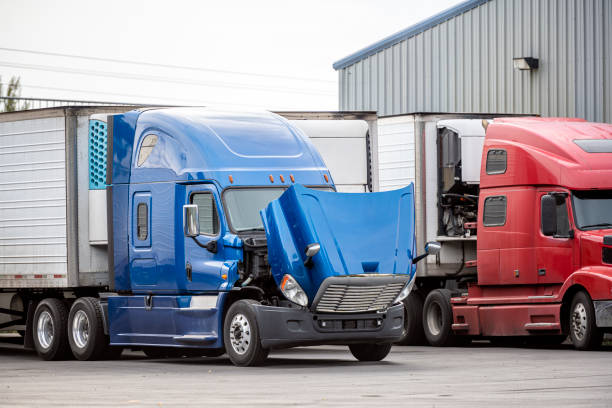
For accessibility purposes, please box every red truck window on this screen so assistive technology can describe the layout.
[483,196,506,226]
[485,149,507,175]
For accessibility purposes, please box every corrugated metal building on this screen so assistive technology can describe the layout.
[333,0,612,123]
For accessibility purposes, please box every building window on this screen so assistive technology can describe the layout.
[486,149,507,175]
[191,192,219,235]
[483,196,506,226]
[137,203,148,240]
[137,134,158,166]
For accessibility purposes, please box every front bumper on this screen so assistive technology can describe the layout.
[594,300,612,328]
[253,303,404,349]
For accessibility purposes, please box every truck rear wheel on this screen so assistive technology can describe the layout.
[349,343,392,361]
[33,298,71,360]
[68,297,108,360]
[569,291,603,350]
[423,289,457,347]
[397,291,426,345]
[223,299,269,367]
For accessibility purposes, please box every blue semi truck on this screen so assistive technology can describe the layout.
[0,106,434,366]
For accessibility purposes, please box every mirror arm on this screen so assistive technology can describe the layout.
[412,253,428,264]
[192,237,218,253]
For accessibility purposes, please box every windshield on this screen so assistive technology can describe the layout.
[223,188,286,232]
[223,186,335,232]
[572,190,612,230]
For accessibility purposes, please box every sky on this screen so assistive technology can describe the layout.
[1,0,462,111]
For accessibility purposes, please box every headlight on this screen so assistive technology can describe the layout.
[280,274,309,307]
[394,274,416,304]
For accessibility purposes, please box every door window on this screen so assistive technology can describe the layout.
[191,192,220,235]
[541,195,570,237]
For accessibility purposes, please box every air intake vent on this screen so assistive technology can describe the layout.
[88,120,108,189]
[312,275,409,313]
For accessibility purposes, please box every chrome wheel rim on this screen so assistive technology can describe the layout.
[72,310,90,349]
[427,302,443,336]
[37,310,54,349]
[229,313,251,355]
[572,302,587,341]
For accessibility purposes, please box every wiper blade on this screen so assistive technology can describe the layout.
[580,223,612,229]
[237,228,265,233]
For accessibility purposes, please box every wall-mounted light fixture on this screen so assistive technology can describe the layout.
[513,57,539,70]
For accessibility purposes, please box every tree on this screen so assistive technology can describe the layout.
[0,76,30,112]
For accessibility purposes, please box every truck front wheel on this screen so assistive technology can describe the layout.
[68,297,108,360]
[423,289,456,347]
[223,299,269,367]
[33,298,71,360]
[349,343,392,361]
[397,291,426,345]
[569,291,603,350]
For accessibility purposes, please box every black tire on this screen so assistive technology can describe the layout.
[422,289,457,347]
[223,299,269,367]
[397,291,426,345]
[67,297,108,360]
[569,291,603,350]
[32,298,71,360]
[348,343,392,361]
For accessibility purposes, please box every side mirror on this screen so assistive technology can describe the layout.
[183,204,200,237]
[304,243,320,267]
[425,241,441,256]
[541,195,557,236]
[413,241,441,264]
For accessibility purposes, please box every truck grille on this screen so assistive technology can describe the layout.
[314,279,406,313]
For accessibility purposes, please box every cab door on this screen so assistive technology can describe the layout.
[183,184,227,292]
[535,189,574,284]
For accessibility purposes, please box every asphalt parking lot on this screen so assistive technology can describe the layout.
[0,336,610,407]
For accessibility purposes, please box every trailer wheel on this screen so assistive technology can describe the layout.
[349,343,392,361]
[397,291,426,345]
[223,299,269,367]
[32,298,71,360]
[423,289,456,347]
[68,297,108,360]
[569,291,603,350]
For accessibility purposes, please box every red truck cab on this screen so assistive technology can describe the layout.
[422,117,612,349]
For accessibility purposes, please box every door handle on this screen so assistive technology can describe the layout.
[186,262,192,281]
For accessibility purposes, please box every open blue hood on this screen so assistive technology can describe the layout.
[260,184,416,303]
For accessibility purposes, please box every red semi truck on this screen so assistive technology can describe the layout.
[420,117,612,349]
